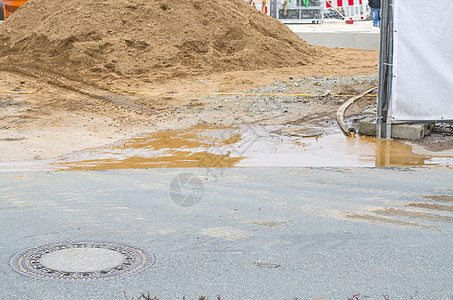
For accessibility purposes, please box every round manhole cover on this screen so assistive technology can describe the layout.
[10,241,155,281]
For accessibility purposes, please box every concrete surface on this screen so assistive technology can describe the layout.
[359,117,436,139]
[0,167,452,299]
[288,20,380,50]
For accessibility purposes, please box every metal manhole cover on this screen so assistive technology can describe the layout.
[10,241,155,281]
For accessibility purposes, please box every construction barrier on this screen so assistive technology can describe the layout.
[325,0,368,20]
[249,0,368,21]
[269,0,324,24]
[2,0,28,19]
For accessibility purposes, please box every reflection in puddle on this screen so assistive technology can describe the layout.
[53,125,244,171]
[237,133,436,167]
[53,125,452,170]
[1,125,452,171]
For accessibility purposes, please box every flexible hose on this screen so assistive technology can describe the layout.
[336,86,377,137]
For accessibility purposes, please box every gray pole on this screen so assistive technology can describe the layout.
[377,0,394,139]
[376,0,387,138]
[385,0,394,139]
[270,0,278,18]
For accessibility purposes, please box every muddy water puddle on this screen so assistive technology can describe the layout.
[1,125,452,171]
[53,125,244,171]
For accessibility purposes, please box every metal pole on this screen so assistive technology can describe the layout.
[377,0,394,139]
[384,0,394,139]
[376,0,388,138]
[270,0,277,19]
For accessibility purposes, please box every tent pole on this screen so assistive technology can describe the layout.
[377,0,389,138]
[384,0,394,139]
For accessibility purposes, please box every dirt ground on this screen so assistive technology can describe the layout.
[1,0,451,164]
[0,48,380,162]
[0,0,323,81]
[0,47,451,163]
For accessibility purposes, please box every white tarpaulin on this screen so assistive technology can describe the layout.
[390,0,453,121]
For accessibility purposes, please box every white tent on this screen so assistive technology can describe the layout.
[378,0,453,126]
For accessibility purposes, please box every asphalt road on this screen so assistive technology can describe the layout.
[0,167,452,299]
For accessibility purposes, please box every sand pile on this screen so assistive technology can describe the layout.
[0,0,322,81]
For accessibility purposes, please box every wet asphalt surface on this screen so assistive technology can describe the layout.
[0,167,452,299]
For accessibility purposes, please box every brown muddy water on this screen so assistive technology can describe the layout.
[1,125,452,171]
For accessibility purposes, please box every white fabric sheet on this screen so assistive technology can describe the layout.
[390,0,453,121]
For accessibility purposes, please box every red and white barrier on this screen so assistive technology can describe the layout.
[325,0,368,20]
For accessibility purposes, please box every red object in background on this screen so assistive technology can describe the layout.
[3,0,28,18]
[348,0,354,5]
[345,18,354,24]
[326,0,342,8]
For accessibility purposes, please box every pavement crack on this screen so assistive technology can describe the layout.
[23,227,98,239]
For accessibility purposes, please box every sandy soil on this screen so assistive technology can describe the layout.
[0,47,451,163]
[0,0,323,81]
[0,48,380,162]
[0,0,451,164]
